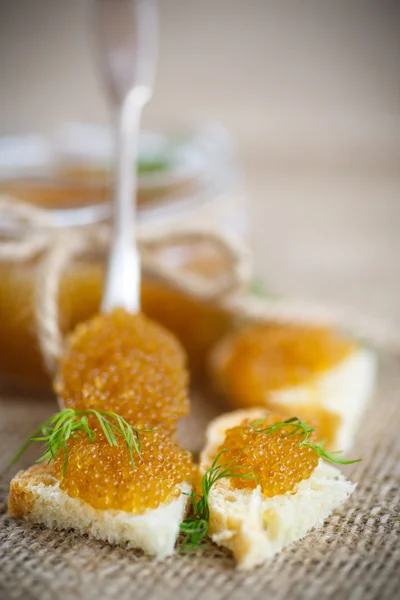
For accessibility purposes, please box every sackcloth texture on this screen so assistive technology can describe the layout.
[0,354,399,600]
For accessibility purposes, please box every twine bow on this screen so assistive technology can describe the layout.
[1,195,399,376]
[0,195,253,372]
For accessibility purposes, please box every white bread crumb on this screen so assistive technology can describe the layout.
[200,410,356,569]
[9,465,191,559]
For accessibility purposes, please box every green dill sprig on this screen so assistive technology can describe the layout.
[11,408,151,476]
[251,416,361,465]
[180,449,257,551]
[248,278,278,299]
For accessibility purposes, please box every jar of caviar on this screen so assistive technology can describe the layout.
[0,123,247,392]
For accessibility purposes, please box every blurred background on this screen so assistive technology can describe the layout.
[1,0,400,322]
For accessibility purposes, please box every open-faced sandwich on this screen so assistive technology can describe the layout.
[9,309,195,559]
[194,409,357,569]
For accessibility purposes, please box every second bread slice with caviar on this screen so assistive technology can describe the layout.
[199,409,356,570]
[210,323,376,452]
[9,426,194,559]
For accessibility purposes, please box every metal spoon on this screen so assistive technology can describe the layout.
[93,0,158,313]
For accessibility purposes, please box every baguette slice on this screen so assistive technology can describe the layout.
[211,329,376,452]
[8,464,191,559]
[200,409,356,570]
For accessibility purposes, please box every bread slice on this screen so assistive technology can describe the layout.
[8,464,191,559]
[211,334,376,452]
[200,409,356,570]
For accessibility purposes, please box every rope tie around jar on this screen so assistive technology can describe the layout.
[0,196,253,374]
[1,195,399,376]
[0,196,54,259]
[34,230,91,373]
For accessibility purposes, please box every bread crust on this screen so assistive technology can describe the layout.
[9,465,57,518]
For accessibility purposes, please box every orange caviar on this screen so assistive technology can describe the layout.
[217,414,319,497]
[56,308,189,431]
[51,422,194,514]
[214,324,355,448]
[217,324,355,402]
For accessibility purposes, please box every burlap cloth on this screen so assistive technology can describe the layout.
[0,353,399,600]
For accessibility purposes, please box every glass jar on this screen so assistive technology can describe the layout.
[0,123,247,392]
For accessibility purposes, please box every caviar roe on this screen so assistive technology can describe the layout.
[217,324,355,404]
[217,414,319,497]
[214,324,355,448]
[52,427,194,513]
[56,309,189,431]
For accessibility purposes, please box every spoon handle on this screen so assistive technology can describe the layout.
[94,0,158,313]
[102,96,142,313]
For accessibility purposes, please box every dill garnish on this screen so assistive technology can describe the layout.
[248,278,279,299]
[180,448,257,550]
[11,408,150,476]
[251,416,361,465]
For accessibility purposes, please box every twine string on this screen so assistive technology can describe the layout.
[1,195,399,376]
[0,196,252,374]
